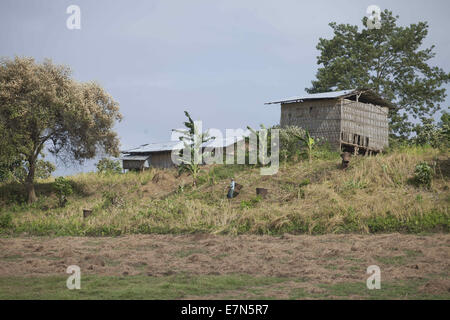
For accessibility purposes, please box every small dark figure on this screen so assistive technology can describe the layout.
[227,178,235,199]
[341,152,352,169]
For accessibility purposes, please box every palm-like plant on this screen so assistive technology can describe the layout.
[295,130,315,163]
[173,111,213,186]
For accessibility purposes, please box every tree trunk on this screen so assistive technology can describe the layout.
[26,159,37,203]
[26,181,37,204]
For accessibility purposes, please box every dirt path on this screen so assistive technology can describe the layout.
[1,233,449,298]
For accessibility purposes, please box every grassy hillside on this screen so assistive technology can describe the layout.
[0,146,448,236]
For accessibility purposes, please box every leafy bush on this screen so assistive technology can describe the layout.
[53,177,73,207]
[414,162,433,188]
[102,190,124,208]
[277,125,306,162]
[96,158,122,174]
[277,126,326,163]
[240,196,262,209]
[414,114,450,150]
[0,212,12,229]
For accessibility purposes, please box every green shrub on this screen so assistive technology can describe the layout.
[240,196,262,209]
[0,212,12,229]
[414,162,433,188]
[53,177,73,207]
[102,190,124,208]
[414,115,449,150]
[96,158,122,174]
[277,125,306,162]
[299,179,310,187]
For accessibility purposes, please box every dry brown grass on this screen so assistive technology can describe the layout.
[1,146,448,235]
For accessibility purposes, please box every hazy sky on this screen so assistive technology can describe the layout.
[1,0,449,174]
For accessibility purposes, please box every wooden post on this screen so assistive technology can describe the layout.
[83,209,93,218]
[256,188,268,198]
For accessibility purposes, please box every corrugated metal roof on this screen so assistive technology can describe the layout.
[120,155,150,161]
[265,88,395,109]
[123,141,180,153]
[265,89,356,105]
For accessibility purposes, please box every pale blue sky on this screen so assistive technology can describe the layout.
[1,0,449,174]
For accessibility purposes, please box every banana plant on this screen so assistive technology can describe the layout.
[295,130,315,163]
[173,111,214,187]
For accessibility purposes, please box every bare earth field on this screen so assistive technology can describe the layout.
[0,233,449,299]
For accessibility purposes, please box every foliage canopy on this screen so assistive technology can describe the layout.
[0,57,122,202]
[308,10,450,139]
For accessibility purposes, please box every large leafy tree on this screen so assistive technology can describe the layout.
[307,9,450,139]
[0,57,122,203]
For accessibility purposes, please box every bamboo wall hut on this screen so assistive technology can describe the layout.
[266,89,395,154]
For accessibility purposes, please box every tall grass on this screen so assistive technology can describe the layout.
[0,146,448,236]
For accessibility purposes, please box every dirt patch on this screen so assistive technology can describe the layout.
[419,278,450,295]
[0,234,449,295]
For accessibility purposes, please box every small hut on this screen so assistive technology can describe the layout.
[266,88,395,154]
[121,136,247,170]
[121,141,179,170]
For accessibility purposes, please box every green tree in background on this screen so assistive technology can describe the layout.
[96,158,122,174]
[307,9,450,140]
[0,57,122,203]
[414,112,450,149]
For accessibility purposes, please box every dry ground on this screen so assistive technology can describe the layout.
[0,233,449,299]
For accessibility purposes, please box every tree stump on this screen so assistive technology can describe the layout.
[341,152,352,169]
[256,188,268,198]
[83,209,93,218]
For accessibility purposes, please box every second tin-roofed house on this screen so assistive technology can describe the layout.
[121,135,248,171]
